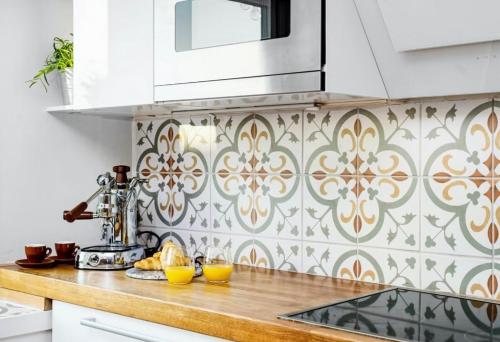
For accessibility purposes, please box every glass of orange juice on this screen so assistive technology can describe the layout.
[161,245,195,285]
[202,246,233,283]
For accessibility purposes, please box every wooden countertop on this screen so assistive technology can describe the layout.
[0,264,388,342]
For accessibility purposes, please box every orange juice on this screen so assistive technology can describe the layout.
[164,266,195,284]
[202,264,233,283]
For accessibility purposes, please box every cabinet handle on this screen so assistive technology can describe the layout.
[80,317,171,342]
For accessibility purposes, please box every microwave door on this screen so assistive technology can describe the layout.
[155,0,322,86]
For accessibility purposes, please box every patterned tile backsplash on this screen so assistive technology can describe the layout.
[133,98,500,301]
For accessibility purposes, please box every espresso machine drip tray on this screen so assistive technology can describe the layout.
[75,245,145,270]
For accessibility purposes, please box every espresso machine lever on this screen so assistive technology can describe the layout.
[63,165,147,270]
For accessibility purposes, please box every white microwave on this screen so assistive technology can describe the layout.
[154,0,324,102]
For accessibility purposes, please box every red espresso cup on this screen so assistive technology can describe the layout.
[25,244,52,263]
[55,242,80,259]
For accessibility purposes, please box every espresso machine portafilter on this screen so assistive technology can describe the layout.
[63,165,147,270]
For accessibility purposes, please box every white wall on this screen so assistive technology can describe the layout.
[0,0,131,262]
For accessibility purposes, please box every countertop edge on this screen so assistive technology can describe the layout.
[0,267,369,342]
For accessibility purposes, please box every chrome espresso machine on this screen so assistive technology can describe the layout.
[63,165,146,270]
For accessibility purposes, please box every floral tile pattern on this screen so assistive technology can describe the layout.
[135,98,500,301]
[357,105,419,177]
[421,99,493,178]
[422,177,493,257]
[303,175,358,244]
[421,253,492,298]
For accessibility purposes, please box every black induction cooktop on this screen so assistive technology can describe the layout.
[279,288,500,342]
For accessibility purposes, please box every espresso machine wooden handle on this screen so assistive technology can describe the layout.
[63,202,88,222]
[63,210,94,221]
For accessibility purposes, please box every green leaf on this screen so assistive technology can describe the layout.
[213,116,220,126]
[401,128,416,140]
[291,114,300,124]
[402,213,416,224]
[387,255,397,270]
[405,234,416,246]
[320,249,330,263]
[445,104,457,122]
[320,224,330,238]
[225,117,233,129]
[137,137,145,146]
[425,127,440,140]
[405,257,416,269]
[277,115,285,127]
[276,244,285,258]
[277,222,285,234]
[137,122,143,131]
[290,245,299,256]
[288,132,299,143]
[426,106,437,118]
[425,214,440,227]
[306,246,315,257]
[444,233,456,250]
[146,211,153,223]
[306,208,317,218]
[288,207,299,217]
[306,266,317,275]
[306,112,315,123]
[426,281,440,291]
[425,236,436,248]
[405,107,416,119]
[306,131,317,142]
[387,109,398,124]
[146,122,153,133]
[321,112,331,126]
[425,258,436,271]
[306,226,314,237]
[387,230,397,243]
[445,261,456,277]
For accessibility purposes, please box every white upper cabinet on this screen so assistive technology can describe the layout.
[378,0,500,52]
[73,0,153,109]
[356,0,500,99]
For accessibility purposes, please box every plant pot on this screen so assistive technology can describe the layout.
[58,68,73,105]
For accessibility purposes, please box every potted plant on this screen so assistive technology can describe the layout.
[27,36,74,105]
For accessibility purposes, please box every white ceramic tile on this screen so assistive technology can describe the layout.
[303,175,358,244]
[302,241,356,279]
[211,112,254,174]
[253,111,302,174]
[252,174,301,239]
[421,177,493,258]
[421,253,492,298]
[303,109,359,176]
[361,247,419,288]
[357,176,420,250]
[357,104,420,177]
[210,173,254,235]
[421,98,493,177]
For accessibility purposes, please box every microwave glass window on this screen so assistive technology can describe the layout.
[175,0,291,52]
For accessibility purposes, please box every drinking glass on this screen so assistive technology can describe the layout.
[202,246,233,283]
[161,245,195,285]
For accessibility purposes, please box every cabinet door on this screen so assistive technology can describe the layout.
[52,301,227,342]
[73,0,153,109]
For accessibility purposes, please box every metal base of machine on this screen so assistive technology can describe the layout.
[75,244,145,270]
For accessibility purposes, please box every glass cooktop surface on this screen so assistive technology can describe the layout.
[280,288,500,342]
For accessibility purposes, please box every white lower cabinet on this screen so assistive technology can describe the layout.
[52,301,227,342]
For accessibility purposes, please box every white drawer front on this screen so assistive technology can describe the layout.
[52,301,227,342]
